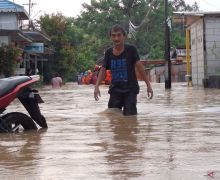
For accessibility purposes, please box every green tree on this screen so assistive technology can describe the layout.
[76,0,198,60]
[35,0,198,82]
[38,13,76,81]
[171,0,199,11]
[0,45,21,77]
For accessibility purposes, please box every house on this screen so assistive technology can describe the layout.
[0,0,32,44]
[140,59,186,83]
[174,11,220,88]
[22,29,54,76]
[0,0,53,76]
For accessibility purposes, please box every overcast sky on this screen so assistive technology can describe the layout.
[185,0,220,11]
[13,0,90,19]
[13,0,220,19]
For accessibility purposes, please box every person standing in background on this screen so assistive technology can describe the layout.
[51,72,62,88]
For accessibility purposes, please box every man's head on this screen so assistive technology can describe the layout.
[54,72,59,77]
[109,24,126,36]
[109,24,126,47]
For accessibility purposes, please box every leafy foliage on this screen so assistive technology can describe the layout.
[36,0,198,82]
[38,13,77,81]
[0,45,21,77]
[76,0,198,59]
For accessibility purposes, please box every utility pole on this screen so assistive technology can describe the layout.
[23,0,37,28]
[29,0,31,17]
[164,0,171,89]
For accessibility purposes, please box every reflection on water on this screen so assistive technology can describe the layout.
[0,129,47,178]
[1,82,220,179]
[97,109,144,179]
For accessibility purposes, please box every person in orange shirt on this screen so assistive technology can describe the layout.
[86,70,93,84]
[105,70,111,85]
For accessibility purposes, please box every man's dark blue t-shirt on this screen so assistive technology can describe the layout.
[103,44,140,94]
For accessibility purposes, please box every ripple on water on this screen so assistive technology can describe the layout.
[1,82,220,179]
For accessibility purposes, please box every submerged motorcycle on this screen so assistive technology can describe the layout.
[0,75,48,133]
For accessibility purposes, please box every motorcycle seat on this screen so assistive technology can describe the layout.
[0,76,31,97]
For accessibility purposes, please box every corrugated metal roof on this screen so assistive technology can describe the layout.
[0,0,29,20]
[23,30,51,42]
[0,29,33,42]
[174,11,220,16]
[173,11,220,27]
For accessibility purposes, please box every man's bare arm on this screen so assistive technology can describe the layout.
[94,67,106,101]
[135,61,153,99]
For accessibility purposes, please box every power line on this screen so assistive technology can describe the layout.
[128,0,160,39]
[22,0,37,18]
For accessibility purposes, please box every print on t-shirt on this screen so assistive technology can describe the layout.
[111,58,128,83]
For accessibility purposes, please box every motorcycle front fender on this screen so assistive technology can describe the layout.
[18,89,47,128]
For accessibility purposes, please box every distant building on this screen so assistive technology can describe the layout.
[174,11,220,88]
[0,0,31,45]
[0,0,53,77]
[141,59,186,83]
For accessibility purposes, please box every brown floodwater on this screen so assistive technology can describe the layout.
[1,82,220,180]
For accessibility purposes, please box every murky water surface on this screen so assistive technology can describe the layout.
[1,82,220,180]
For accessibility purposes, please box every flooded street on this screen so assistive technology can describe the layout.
[1,82,220,180]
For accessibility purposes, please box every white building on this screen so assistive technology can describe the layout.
[0,0,53,77]
[174,11,220,87]
[0,0,31,45]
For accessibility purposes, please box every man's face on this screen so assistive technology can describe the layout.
[110,30,125,46]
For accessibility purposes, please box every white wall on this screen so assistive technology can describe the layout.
[190,18,205,86]
[0,13,18,30]
[205,17,220,76]
[0,36,9,45]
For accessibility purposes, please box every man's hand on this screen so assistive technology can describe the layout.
[135,61,153,99]
[94,86,101,101]
[147,85,153,99]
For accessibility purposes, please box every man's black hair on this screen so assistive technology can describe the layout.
[109,24,127,36]
[54,72,59,77]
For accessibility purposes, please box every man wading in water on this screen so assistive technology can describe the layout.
[94,24,153,115]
